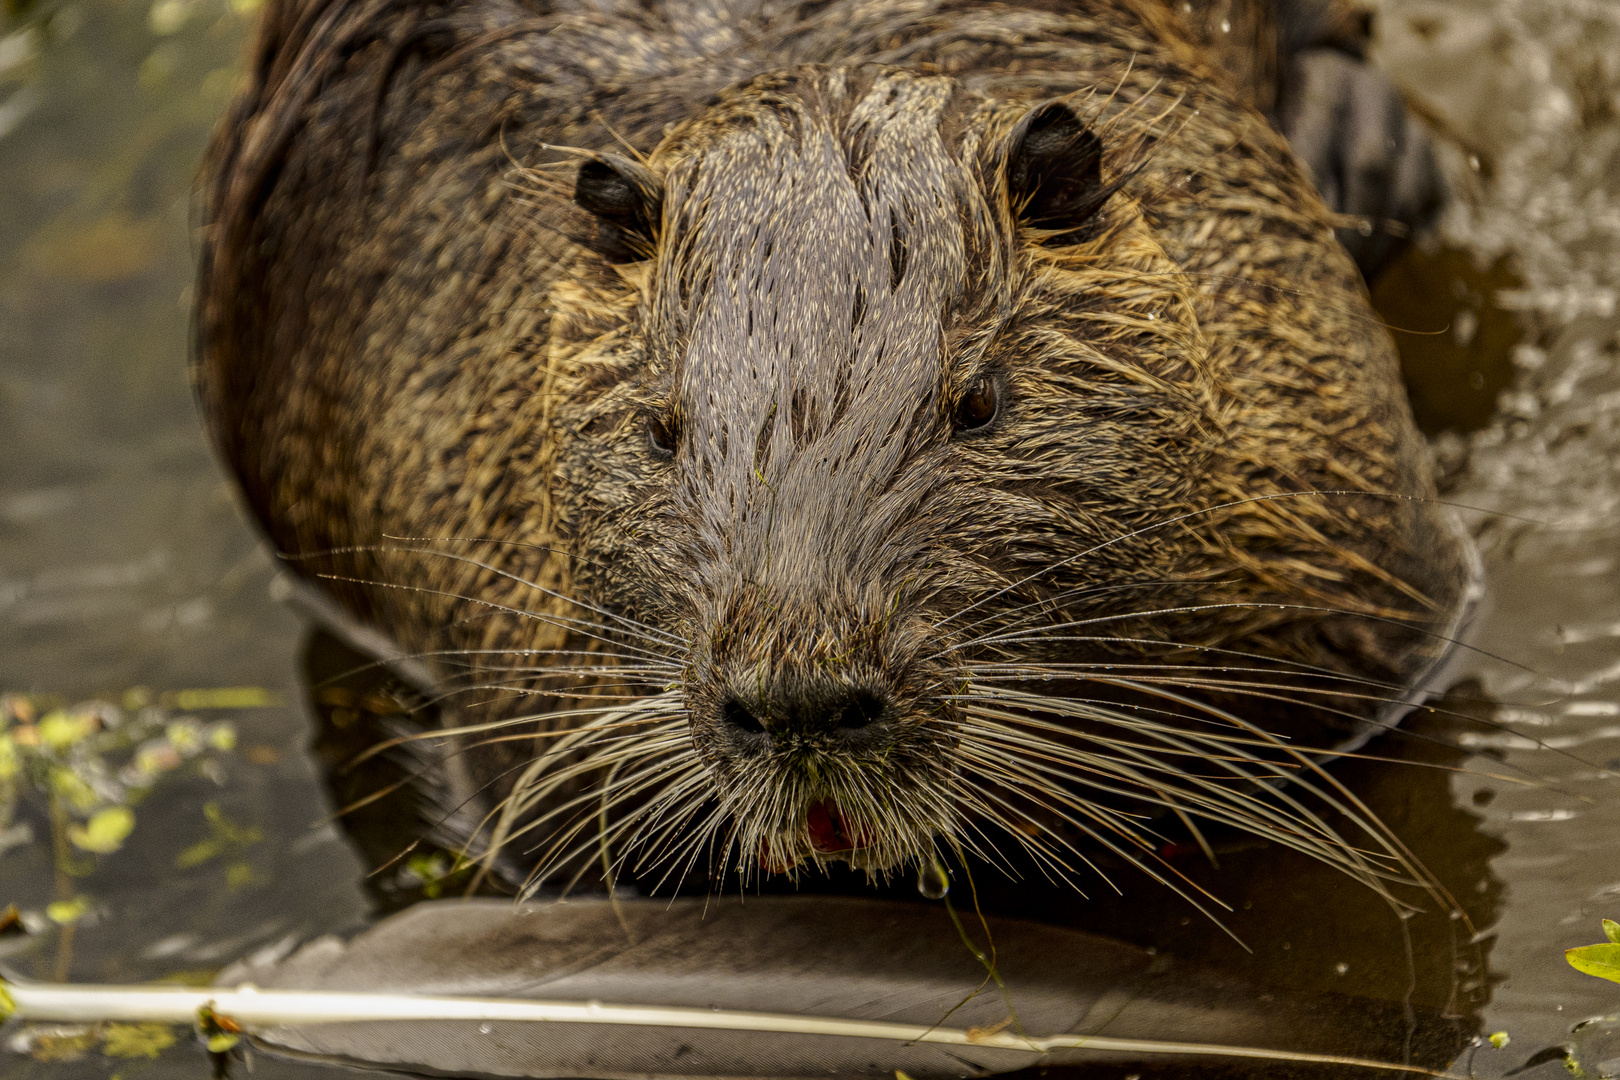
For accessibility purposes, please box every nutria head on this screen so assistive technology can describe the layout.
[540,67,1277,877]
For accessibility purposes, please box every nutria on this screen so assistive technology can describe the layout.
[196,0,1475,900]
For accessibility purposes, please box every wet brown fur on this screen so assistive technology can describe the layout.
[196,0,1467,884]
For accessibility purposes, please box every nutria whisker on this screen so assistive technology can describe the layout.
[313,569,686,655]
[944,599,1437,658]
[955,692,1517,782]
[408,672,675,706]
[957,718,1318,849]
[956,690,1422,875]
[954,724,1402,889]
[1061,670,1596,786]
[957,725,1363,876]
[952,749,1248,929]
[476,699,690,878]
[968,718,1304,767]
[616,775,718,867]
[344,719,692,886]
[312,650,680,709]
[947,767,1127,891]
[962,636,1566,765]
[931,489,1453,636]
[374,533,619,578]
[984,668,1442,723]
[1003,682,1451,897]
[635,799,735,898]
[967,664,1425,710]
[417,680,673,706]
[347,702,674,769]
[515,777,696,899]
[498,729,692,855]
[418,663,675,686]
[311,570,683,663]
[534,767,717,900]
[973,653,1415,685]
[517,749,703,890]
[1093,673,1456,714]
[414,651,681,672]
[605,777,723,885]
[356,648,681,673]
[476,735,693,861]
[286,542,687,649]
[312,647,681,702]
[942,574,1244,642]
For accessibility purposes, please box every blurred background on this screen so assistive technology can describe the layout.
[0,0,1618,1077]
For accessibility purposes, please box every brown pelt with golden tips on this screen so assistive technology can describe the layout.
[195,0,1473,896]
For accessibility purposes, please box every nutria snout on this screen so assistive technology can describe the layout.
[682,576,962,871]
[197,0,1474,898]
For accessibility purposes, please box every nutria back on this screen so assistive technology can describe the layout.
[196,0,1472,891]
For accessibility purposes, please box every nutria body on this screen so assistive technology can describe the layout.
[198,0,1470,891]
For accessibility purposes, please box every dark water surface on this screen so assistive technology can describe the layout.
[1,0,1618,1077]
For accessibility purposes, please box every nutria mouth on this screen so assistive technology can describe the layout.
[198,0,1471,903]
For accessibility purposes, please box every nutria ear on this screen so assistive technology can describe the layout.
[1005,103,1107,242]
[574,154,663,263]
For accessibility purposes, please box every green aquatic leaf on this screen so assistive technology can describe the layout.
[175,838,223,868]
[69,806,135,854]
[164,720,202,756]
[205,1033,240,1053]
[46,896,90,924]
[38,710,96,750]
[170,688,277,710]
[50,768,99,811]
[178,803,261,872]
[102,1023,177,1059]
[202,802,262,846]
[224,862,257,891]
[1566,942,1620,984]
[1605,919,1620,945]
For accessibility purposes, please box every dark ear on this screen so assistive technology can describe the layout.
[1005,103,1108,243]
[574,154,662,263]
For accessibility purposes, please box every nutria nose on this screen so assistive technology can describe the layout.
[719,687,889,751]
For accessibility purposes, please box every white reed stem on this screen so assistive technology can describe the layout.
[0,977,1445,1075]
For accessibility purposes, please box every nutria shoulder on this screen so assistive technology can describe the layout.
[197,0,1473,889]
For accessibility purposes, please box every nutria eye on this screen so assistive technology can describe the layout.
[646,414,676,458]
[954,375,999,431]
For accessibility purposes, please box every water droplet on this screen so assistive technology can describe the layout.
[917,857,950,899]
[478,1023,492,1035]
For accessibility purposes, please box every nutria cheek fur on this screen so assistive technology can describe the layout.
[196,0,1471,888]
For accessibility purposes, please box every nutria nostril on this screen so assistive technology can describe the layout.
[722,697,767,737]
[718,686,892,748]
[836,691,885,730]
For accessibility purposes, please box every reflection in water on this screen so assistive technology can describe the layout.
[1372,245,1523,440]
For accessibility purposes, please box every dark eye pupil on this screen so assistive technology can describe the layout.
[647,414,676,455]
[956,377,997,429]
